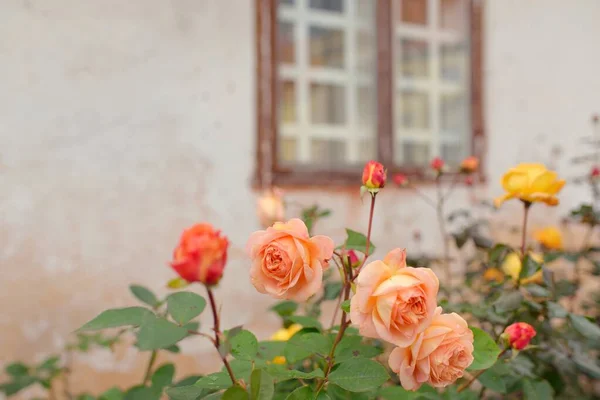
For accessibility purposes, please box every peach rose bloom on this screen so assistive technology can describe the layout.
[389,307,474,391]
[350,249,439,347]
[246,218,334,301]
[257,188,285,229]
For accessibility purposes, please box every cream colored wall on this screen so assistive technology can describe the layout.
[1,0,600,398]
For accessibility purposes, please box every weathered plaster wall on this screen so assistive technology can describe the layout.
[1,0,599,398]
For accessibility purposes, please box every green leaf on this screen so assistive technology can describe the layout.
[195,372,234,390]
[377,386,422,399]
[323,281,343,301]
[99,387,124,400]
[284,332,331,363]
[130,285,160,308]
[270,301,298,318]
[285,386,313,400]
[256,341,285,361]
[524,284,550,298]
[554,280,577,297]
[167,292,207,325]
[341,300,350,313]
[285,315,322,331]
[223,386,249,400]
[478,367,507,393]
[250,369,274,400]
[522,379,554,400]
[520,255,542,280]
[165,385,206,400]
[328,358,389,392]
[151,363,175,389]
[0,376,37,395]
[136,316,189,351]
[167,277,190,289]
[79,307,154,331]
[573,351,600,379]
[544,251,563,263]
[264,364,324,382]
[489,244,510,265]
[165,344,181,353]
[334,335,382,362]
[492,291,523,314]
[468,327,501,370]
[124,386,160,400]
[569,314,600,340]
[339,229,376,254]
[230,330,259,361]
[547,302,568,318]
[6,362,29,377]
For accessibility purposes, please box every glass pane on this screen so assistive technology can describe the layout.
[441,93,466,133]
[279,137,298,163]
[440,43,467,82]
[309,26,345,68]
[357,0,374,21]
[280,80,296,123]
[400,91,429,129]
[310,0,344,13]
[399,39,429,78]
[403,142,430,165]
[398,0,427,25]
[357,30,375,73]
[279,22,295,64]
[310,139,346,164]
[357,138,376,162]
[441,142,463,165]
[440,0,468,31]
[310,84,346,124]
[280,0,294,5]
[358,86,375,129]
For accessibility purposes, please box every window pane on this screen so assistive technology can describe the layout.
[399,39,429,78]
[310,0,344,13]
[310,139,346,165]
[357,0,374,21]
[279,137,298,163]
[440,43,467,82]
[310,84,345,124]
[280,0,294,5]
[398,0,427,25]
[403,142,430,165]
[358,86,375,129]
[280,80,296,123]
[310,26,345,68]
[399,90,429,129]
[441,142,463,165]
[440,0,468,31]
[357,138,376,163]
[441,93,466,134]
[279,22,295,64]
[357,30,375,73]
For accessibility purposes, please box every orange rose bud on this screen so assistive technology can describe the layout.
[430,157,444,172]
[460,156,479,173]
[591,166,600,178]
[393,173,409,187]
[170,223,229,286]
[503,322,536,350]
[362,160,387,190]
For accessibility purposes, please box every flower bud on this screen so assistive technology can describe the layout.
[430,157,445,172]
[460,156,479,173]
[362,160,387,190]
[257,188,285,228]
[502,322,536,350]
[465,176,474,186]
[591,166,600,178]
[347,250,361,268]
[393,173,409,187]
[170,223,229,286]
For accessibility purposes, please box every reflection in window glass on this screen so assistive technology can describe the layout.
[399,39,429,78]
[400,91,429,129]
[403,142,430,165]
[398,0,427,25]
[440,0,467,31]
[280,0,295,5]
[441,43,466,82]
[441,142,462,165]
[441,93,466,133]
[358,86,375,129]
[310,0,344,13]
[311,139,347,165]
[279,137,297,163]
[356,31,375,73]
[310,26,345,68]
[310,84,346,124]
[358,138,376,162]
[280,80,296,123]
[279,22,295,64]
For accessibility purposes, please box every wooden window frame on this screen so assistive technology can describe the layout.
[255,0,485,188]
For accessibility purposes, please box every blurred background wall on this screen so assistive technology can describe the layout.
[1,0,599,397]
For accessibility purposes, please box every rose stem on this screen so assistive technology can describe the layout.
[317,194,377,394]
[457,348,507,393]
[517,201,531,289]
[206,286,237,386]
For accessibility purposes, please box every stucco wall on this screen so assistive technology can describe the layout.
[1,0,600,398]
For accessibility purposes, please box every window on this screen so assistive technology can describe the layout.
[255,0,484,186]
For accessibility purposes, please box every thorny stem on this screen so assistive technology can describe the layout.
[457,348,508,393]
[317,194,377,394]
[142,350,158,384]
[206,286,238,386]
[517,202,531,289]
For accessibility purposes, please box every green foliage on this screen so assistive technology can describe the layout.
[328,358,389,392]
[301,205,332,234]
[167,291,207,325]
[223,385,249,400]
[250,369,274,400]
[130,285,160,308]
[338,229,376,254]
[136,316,189,351]
[340,300,350,313]
[78,307,154,331]
[230,330,259,360]
[468,327,501,370]
[151,363,175,390]
[285,386,313,400]
[284,332,331,363]
[285,315,322,330]
[522,379,554,400]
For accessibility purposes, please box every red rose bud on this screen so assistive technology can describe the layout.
[430,157,445,172]
[347,250,361,268]
[460,156,479,173]
[393,173,409,187]
[465,176,474,186]
[591,166,600,178]
[503,322,536,350]
[170,223,229,286]
[362,160,387,190]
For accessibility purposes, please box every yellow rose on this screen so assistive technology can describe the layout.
[533,226,563,250]
[270,324,302,365]
[501,252,544,285]
[483,268,504,283]
[494,163,565,207]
